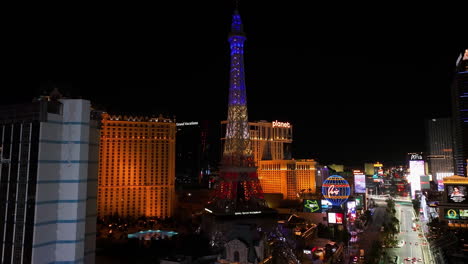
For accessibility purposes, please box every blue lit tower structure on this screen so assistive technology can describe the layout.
[451,49,468,176]
[207,9,270,214]
[202,9,280,264]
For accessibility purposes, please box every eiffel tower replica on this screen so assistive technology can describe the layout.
[201,8,278,264]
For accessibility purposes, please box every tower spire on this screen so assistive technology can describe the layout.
[207,9,269,215]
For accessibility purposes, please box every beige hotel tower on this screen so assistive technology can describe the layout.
[97,113,176,218]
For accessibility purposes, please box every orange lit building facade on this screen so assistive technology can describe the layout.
[221,120,316,199]
[258,159,317,200]
[98,114,176,219]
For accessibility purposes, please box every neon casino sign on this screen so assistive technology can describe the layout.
[272,120,291,128]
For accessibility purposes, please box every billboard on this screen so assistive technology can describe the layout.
[354,173,366,193]
[303,199,321,213]
[420,176,430,190]
[321,199,333,211]
[328,212,336,223]
[437,180,444,191]
[446,185,468,203]
[347,201,357,222]
[409,160,424,198]
[328,212,344,224]
[355,196,363,209]
[460,209,468,220]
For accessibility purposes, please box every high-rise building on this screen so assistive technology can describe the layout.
[0,96,99,264]
[258,159,317,200]
[221,120,316,200]
[175,121,201,185]
[426,118,454,182]
[176,120,218,187]
[451,49,468,176]
[97,113,176,219]
[222,120,292,165]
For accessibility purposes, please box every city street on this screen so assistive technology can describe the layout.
[385,202,434,264]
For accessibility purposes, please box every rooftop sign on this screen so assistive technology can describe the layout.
[272,120,291,128]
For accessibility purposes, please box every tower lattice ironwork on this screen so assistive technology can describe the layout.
[209,10,268,215]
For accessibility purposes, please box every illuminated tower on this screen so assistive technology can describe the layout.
[208,10,268,215]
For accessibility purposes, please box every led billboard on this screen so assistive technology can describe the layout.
[445,208,460,220]
[303,199,321,213]
[328,212,336,224]
[446,185,468,203]
[321,199,333,211]
[409,160,424,198]
[327,212,344,224]
[354,174,366,194]
[347,201,356,222]
[336,213,344,224]
[355,196,363,209]
[460,209,468,220]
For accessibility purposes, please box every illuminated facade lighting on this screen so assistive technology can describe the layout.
[97,113,176,218]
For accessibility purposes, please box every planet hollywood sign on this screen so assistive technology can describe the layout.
[272,120,291,128]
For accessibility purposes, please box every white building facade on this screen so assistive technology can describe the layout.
[0,98,99,263]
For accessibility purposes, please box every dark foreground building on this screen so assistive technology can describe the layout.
[451,49,468,176]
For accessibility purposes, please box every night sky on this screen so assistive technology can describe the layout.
[2,1,466,168]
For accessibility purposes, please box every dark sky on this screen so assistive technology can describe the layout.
[2,1,466,168]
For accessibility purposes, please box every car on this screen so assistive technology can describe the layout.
[405,257,412,261]
[417,258,422,262]
[397,240,405,247]
[415,242,419,246]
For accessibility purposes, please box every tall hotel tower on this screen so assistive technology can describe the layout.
[426,118,454,182]
[451,49,468,176]
[0,95,99,264]
[97,113,176,219]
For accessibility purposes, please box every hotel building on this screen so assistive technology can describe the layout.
[221,120,316,200]
[451,49,468,176]
[0,96,99,264]
[97,113,176,219]
[426,118,454,182]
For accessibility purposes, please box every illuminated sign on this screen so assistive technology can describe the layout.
[328,212,336,224]
[420,176,430,190]
[321,199,333,210]
[409,160,425,198]
[464,49,468,60]
[355,196,363,209]
[322,175,351,206]
[176,121,199,126]
[460,209,468,219]
[410,153,423,160]
[446,185,468,203]
[374,163,383,167]
[445,208,460,220]
[335,213,343,224]
[347,201,357,222]
[437,179,444,191]
[272,120,291,128]
[234,211,262,215]
[354,174,366,193]
[303,199,321,213]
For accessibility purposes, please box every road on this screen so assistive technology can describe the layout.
[346,200,388,263]
[385,203,434,264]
